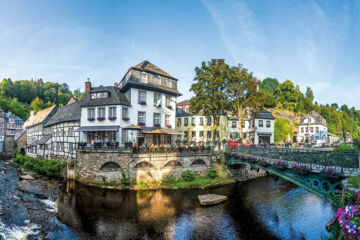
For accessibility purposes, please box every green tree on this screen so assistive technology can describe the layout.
[274,118,293,143]
[274,80,301,106]
[305,86,314,103]
[190,59,231,142]
[260,77,279,94]
[262,91,277,108]
[227,64,263,140]
[31,97,45,113]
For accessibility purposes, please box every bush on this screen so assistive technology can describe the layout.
[137,181,148,188]
[13,154,66,178]
[121,170,130,186]
[207,169,217,179]
[181,170,195,181]
[335,144,357,151]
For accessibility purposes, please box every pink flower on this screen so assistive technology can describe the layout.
[357,190,360,199]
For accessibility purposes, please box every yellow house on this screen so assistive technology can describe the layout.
[175,108,228,144]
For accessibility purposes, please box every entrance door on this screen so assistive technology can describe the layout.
[258,135,270,144]
[153,134,160,145]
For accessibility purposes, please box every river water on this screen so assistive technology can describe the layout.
[0,159,336,240]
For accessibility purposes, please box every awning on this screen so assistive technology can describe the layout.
[75,126,119,132]
[123,124,143,130]
[148,128,181,135]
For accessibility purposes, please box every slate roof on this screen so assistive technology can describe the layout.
[132,60,177,80]
[254,109,275,120]
[177,99,191,106]
[300,110,327,126]
[81,86,130,107]
[45,101,82,127]
[176,108,193,117]
[25,105,58,128]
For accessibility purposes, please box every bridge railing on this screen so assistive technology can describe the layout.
[232,145,359,174]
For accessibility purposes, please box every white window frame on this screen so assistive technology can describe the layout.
[138,111,146,124]
[122,107,129,118]
[109,107,117,117]
[153,113,161,125]
[138,90,147,103]
[88,108,95,118]
[98,107,105,118]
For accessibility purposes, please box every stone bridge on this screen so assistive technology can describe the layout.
[76,150,213,184]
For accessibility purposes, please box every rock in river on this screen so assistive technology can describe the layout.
[20,175,35,180]
[198,194,228,206]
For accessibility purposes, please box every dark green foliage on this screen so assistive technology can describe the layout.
[274,118,293,143]
[0,78,84,120]
[262,91,277,107]
[181,170,195,181]
[207,169,217,179]
[13,154,66,177]
[121,170,130,186]
[260,77,279,94]
[334,144,357,151]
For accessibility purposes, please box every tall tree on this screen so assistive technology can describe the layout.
[260,77,279,94]
[190,59,231,142]
[274,80,301,103]
[305,86,314,103]
[227,64,263,141]
[30,97,45,113]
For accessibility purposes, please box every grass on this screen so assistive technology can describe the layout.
[162,176,230,188]
[13,152,66,178]
[348,176,360,189]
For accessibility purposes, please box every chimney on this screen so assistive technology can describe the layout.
[85,78,91,93]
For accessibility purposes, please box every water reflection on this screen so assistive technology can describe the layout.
[57,177,335,240]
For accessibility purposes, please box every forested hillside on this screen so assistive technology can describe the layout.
[261,78,360,141]
[0,78,83,120]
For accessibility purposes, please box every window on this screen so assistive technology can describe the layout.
[199,117,204,125]
[316,127,319,133]
[242,121,245,128]
[184,118,189,126]
[165,115,170,126]
[243,133,247,139]
[166,79,173,88]
[98,108,105,118]
[232,121,237,128]
[207,131,212,139]
[154,93,162,106]
[88,108,95,118]
[311,127,314,133]
[153,113,161,126]
[215,131,220,140]
[68,127,74,136]
[200,131,204,138]
[69,143,73,152]
[155,75,161,85]
[266,121,270,128]
[191,131,196,139]
[177,118,182,126]
[109,107,116,117]
[259,120,263,127]
[90,93,96,99]
[138,112,146,124]
[301,127,304,133]
[91,92,108,99]
[217,117,220,125]
[109,132,116,142]
[306,127,309,132]
[184,131,188,139]
[207,117,212,125]
[122,107,129,118]
[138,90,146,103]
[60,142,64,152]
[166,96,171,107]
[140,73,148,83]
[191,117,196,125]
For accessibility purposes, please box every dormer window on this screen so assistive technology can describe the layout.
[155,75,161,85]
[90,92,109,99]
[141,73,148,83]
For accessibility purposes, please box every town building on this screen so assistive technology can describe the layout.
[44,98,81,160]
[298,110,328,144]
[175,108,228,144]
[26,105,59,158]
[328,132,341,144]
[227,110,275,144]
[117,60,181,145]
[177,99,191,113]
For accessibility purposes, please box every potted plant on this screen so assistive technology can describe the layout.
[122,117,130,121]
[154,123,160,127]
[258,158,269,167]
[88,117,95,122]
[108,116,117,121]
[274,160,287,169]
[139,101,146,105]
[138,122,145,126]
[166,124,172,128]
[97,117,106,121]
[298,165,310,175]
[320,168,340,179]
[167,105,173,109]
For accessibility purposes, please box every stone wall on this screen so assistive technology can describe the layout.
[76,151,213,184]
[228,165,267,181]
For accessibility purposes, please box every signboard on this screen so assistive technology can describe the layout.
[227,139,238,150]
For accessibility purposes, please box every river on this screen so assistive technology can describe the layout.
[0,159,336,240]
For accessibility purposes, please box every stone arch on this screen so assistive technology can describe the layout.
[163,160,182,168]
[134,161,154,169]
[191,159,207,166]
[100,161,121,171]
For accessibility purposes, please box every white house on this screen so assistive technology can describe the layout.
[26,105,59,158]
[298,110,328,144]
[44,97,81,160]
[227,110,275,145]
[117,60,181,145]
[77,84,131,147]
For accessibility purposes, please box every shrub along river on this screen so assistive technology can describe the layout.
[0,159,336,240]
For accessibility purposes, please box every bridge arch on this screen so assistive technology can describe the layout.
[100,161,121,171]
[163,160,182,168]
[191,159,207,166]
[134,161,155,169]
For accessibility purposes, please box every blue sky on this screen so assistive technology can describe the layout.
[0,0,359,108]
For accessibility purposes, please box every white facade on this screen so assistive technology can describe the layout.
[298,118,328,143]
